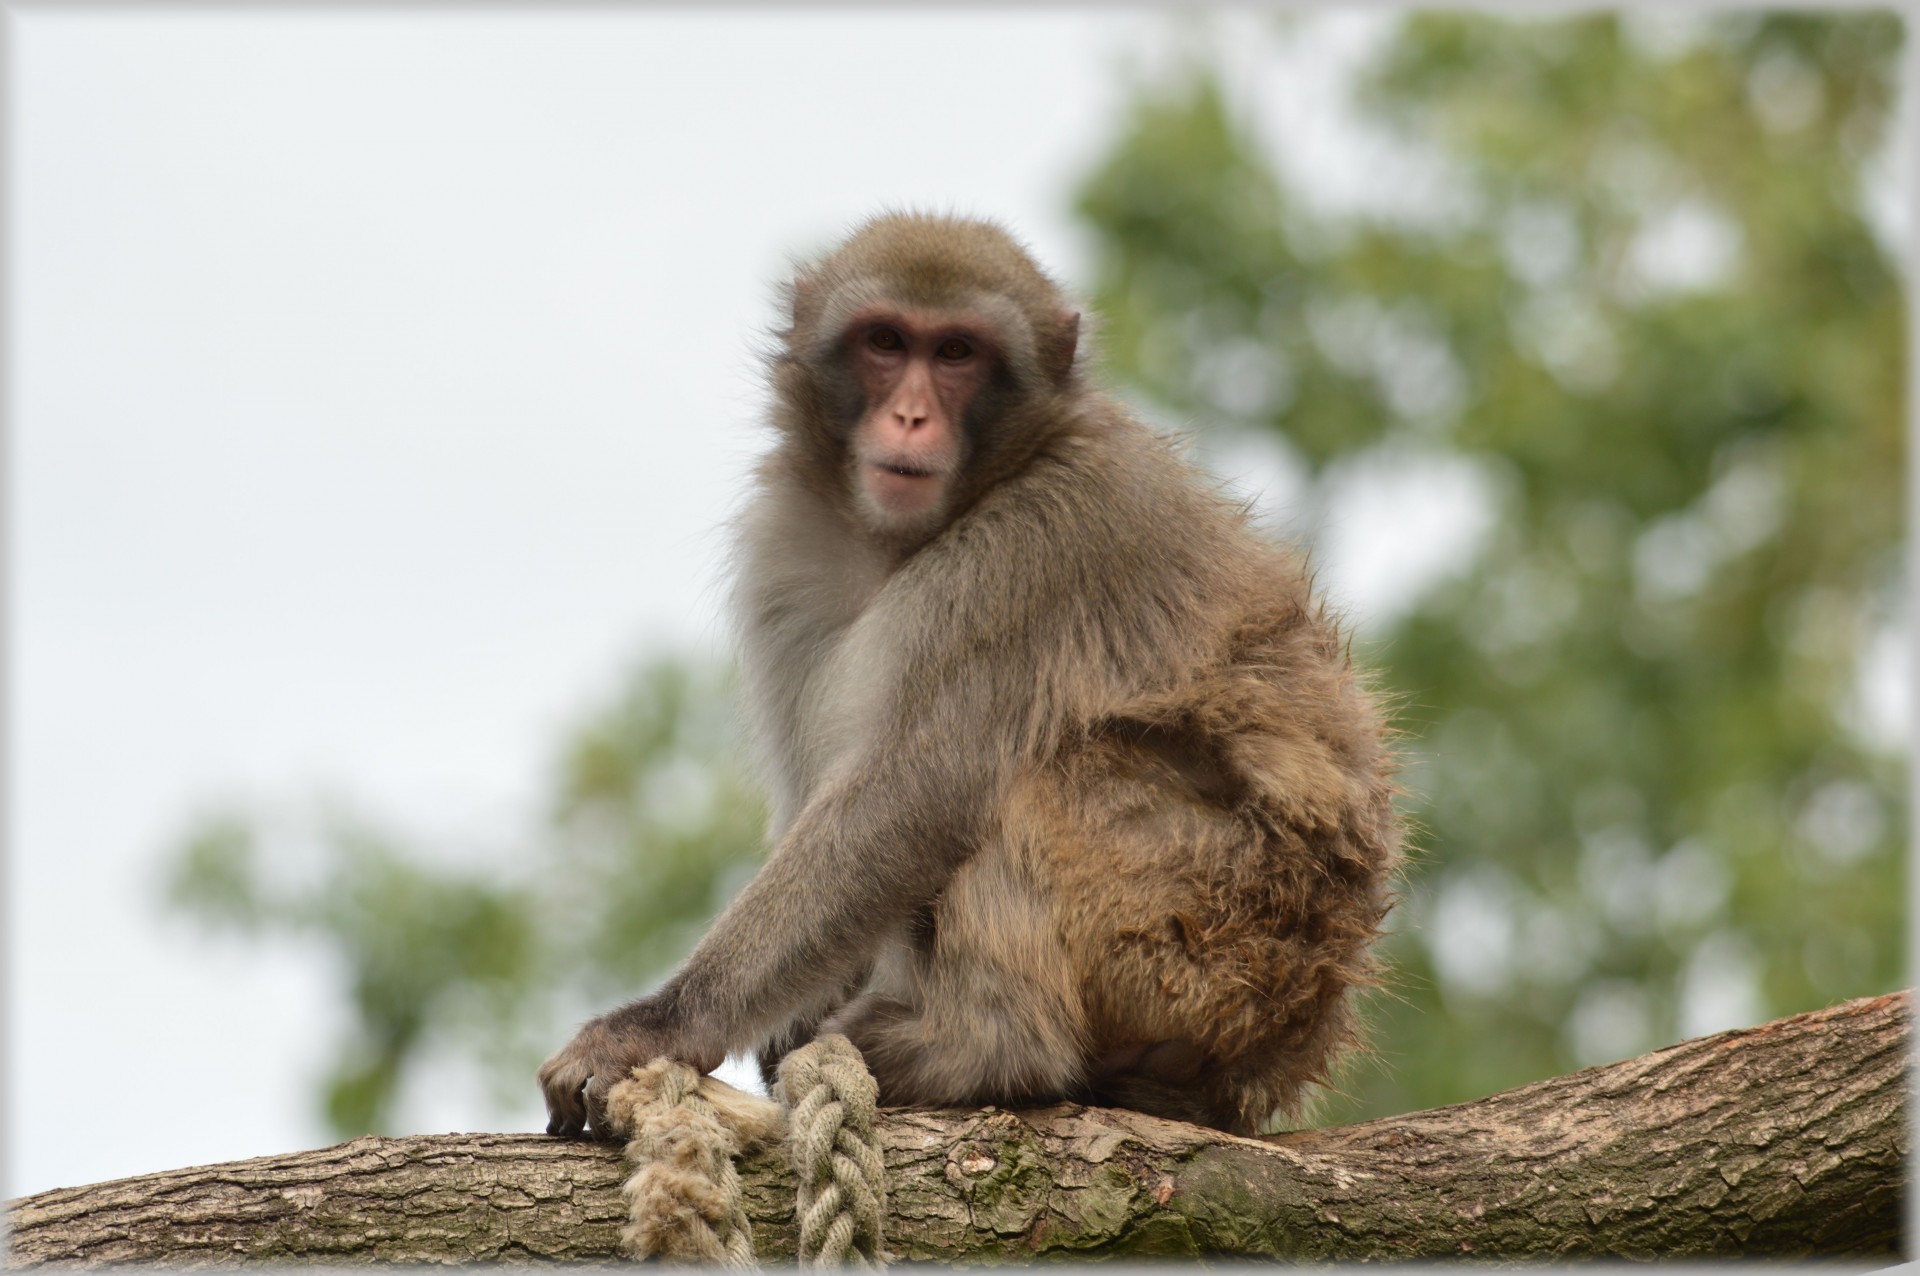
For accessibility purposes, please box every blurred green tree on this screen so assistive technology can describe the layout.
[1076,10,1904,1120]
[167,661,763,1134]
[166,11,1903,1138]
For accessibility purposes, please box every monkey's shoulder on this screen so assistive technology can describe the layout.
[732,472,893,634]
[941,416,1302,614]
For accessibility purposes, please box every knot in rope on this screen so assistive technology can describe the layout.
[604,1059,782,1267]
[777,1034,888,1269]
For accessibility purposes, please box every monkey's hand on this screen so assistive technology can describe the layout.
[537,998,721,1139]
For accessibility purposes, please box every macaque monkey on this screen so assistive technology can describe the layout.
[539,213,1400,1137]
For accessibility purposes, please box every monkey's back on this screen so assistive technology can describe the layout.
[993,427,1401,1130]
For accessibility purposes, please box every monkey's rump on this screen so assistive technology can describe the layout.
[1002,603,1397,1131]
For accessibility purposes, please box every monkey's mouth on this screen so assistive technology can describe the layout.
[863,458,948,518]
[874,462,937,479]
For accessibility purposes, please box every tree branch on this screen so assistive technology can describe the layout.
[7,992,1905,1263]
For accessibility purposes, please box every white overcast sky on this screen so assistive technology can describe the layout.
[10,8,1484,1198]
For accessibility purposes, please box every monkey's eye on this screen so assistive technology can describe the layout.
[937,337,972,361]
[869,327,904,352]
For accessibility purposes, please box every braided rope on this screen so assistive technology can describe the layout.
[776,1035,888,1268]
[603,1060,783,1266]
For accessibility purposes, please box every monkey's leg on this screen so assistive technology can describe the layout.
[821,853,1088,1110]
[1087,1042,1245,1132]
[755,967,870,1091]
[1038,729,1293,1135]
[756,1016,819,1093]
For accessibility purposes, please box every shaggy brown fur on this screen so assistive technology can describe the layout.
[538,212,1400,1139]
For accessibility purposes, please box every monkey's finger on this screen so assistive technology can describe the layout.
[545,1103,587,1139]
[540,1068,590,1138]
[547,1102,586,1138]
[583,1075,614,1141]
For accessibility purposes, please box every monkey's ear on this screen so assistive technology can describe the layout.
[1043,311,1081,384]
[789,270,821,322]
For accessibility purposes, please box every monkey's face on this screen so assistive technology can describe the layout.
[843,306,997,539]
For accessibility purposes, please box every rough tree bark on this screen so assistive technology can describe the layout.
[7,992,1905,1265]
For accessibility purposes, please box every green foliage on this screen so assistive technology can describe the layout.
[1077,11,1904,1120]
[541,662,769,998]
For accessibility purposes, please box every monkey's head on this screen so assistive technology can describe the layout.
[775,213,1083,545]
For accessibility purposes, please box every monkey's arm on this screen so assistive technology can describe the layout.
[538,693,1005,1137]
